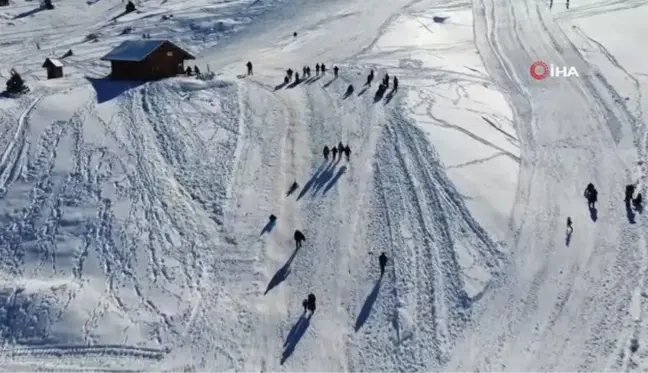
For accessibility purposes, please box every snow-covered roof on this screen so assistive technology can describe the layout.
[42,58,63,68]
[100,40,194,62]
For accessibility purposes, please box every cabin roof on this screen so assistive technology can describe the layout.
[42,58,63,68]
[100,39,195,62]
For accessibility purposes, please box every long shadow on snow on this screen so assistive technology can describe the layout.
[14,7,45,19]
[322,165,347,195]
[323,77,337,88]
[296,162,327,201]
[383,89,397,105]
[565,229,573,246]
[264,246,301,295]
[354,276,382,332]
[589,205,598,222]
[87,77,145,103]
[312,159,341,196]
[305,76,322,85]
[260,218,276,235]
[287,79,303,89]
[280,313,312,365]
[626,202,636,224]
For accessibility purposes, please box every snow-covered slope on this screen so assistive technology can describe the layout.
[0,0,647,370]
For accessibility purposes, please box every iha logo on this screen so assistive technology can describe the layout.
[530,60,579,80]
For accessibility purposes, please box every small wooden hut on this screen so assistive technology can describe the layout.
[42,58,63,79]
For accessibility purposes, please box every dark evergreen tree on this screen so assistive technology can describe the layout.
[6,70,28,95]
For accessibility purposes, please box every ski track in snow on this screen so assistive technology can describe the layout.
[444,0,646,370]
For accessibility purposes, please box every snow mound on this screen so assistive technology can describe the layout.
[0,279,86,344]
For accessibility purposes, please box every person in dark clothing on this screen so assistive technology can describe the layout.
[284,76,289,84]
[346,84,354,96]
[566,217,573,232]
[625,184,636,203]
[321,64,326,73]
[287,68,293,80]
[306,66,311,77]
[376,84,385,99]
[566,0,569,8]
[194,66,201,75]
[333,66,339,77]
[337,142,344,155]
[294,230,305,248]
[303,66,307,77]
[332,147,338,159]
[323,146,330,160]
[246,61,253,75]
[315,63,320,75]
[584,183,597,208]
[393,76,398,90]
[379,252,387,276]
[366,72,374,86]
[383,74,389,89]
[306,293,316,313]
[295,72,300,82]
[344,145,351,161]
[186,66,193,75]
[302,298,308,313]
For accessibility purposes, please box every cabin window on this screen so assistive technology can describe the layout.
[167,51,173,57]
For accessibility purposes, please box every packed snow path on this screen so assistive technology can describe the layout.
[446,0,644,370]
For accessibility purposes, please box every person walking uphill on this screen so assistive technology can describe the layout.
[584,183,598,209]
[331,146,338,160]
[323,145,330,160]
[294,230,305,248]
[305,293,316,315]
[333,65,339,77]
[246,61,253,76]
[625,184,636,204]
[379,252,387,276]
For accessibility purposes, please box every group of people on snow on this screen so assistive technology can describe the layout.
[287,228,389,316]
[246,60,399,102]
[574,182,643,230]
[244,57,397,319]
[323,142,351,161]
[345,69,399,100]
[283,63,334,84]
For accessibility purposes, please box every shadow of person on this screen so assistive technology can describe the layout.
[264,248,300,295]
[626,201,636,224]
[589,205,597,222]
[260,216,277,235]
[280,313,312,365]
[323,166,347,194]
[565,228,573,246]
[354,276,382,332]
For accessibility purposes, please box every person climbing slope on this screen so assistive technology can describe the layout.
[378,252,387,276]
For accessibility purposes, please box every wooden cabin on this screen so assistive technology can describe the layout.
[100,39,195,80]
[42,58,63,79]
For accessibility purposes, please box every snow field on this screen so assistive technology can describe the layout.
[2,0,648,369]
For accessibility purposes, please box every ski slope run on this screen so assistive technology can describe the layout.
[446,0,645,370]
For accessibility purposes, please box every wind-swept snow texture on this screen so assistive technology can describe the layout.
[1,0,647,369]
